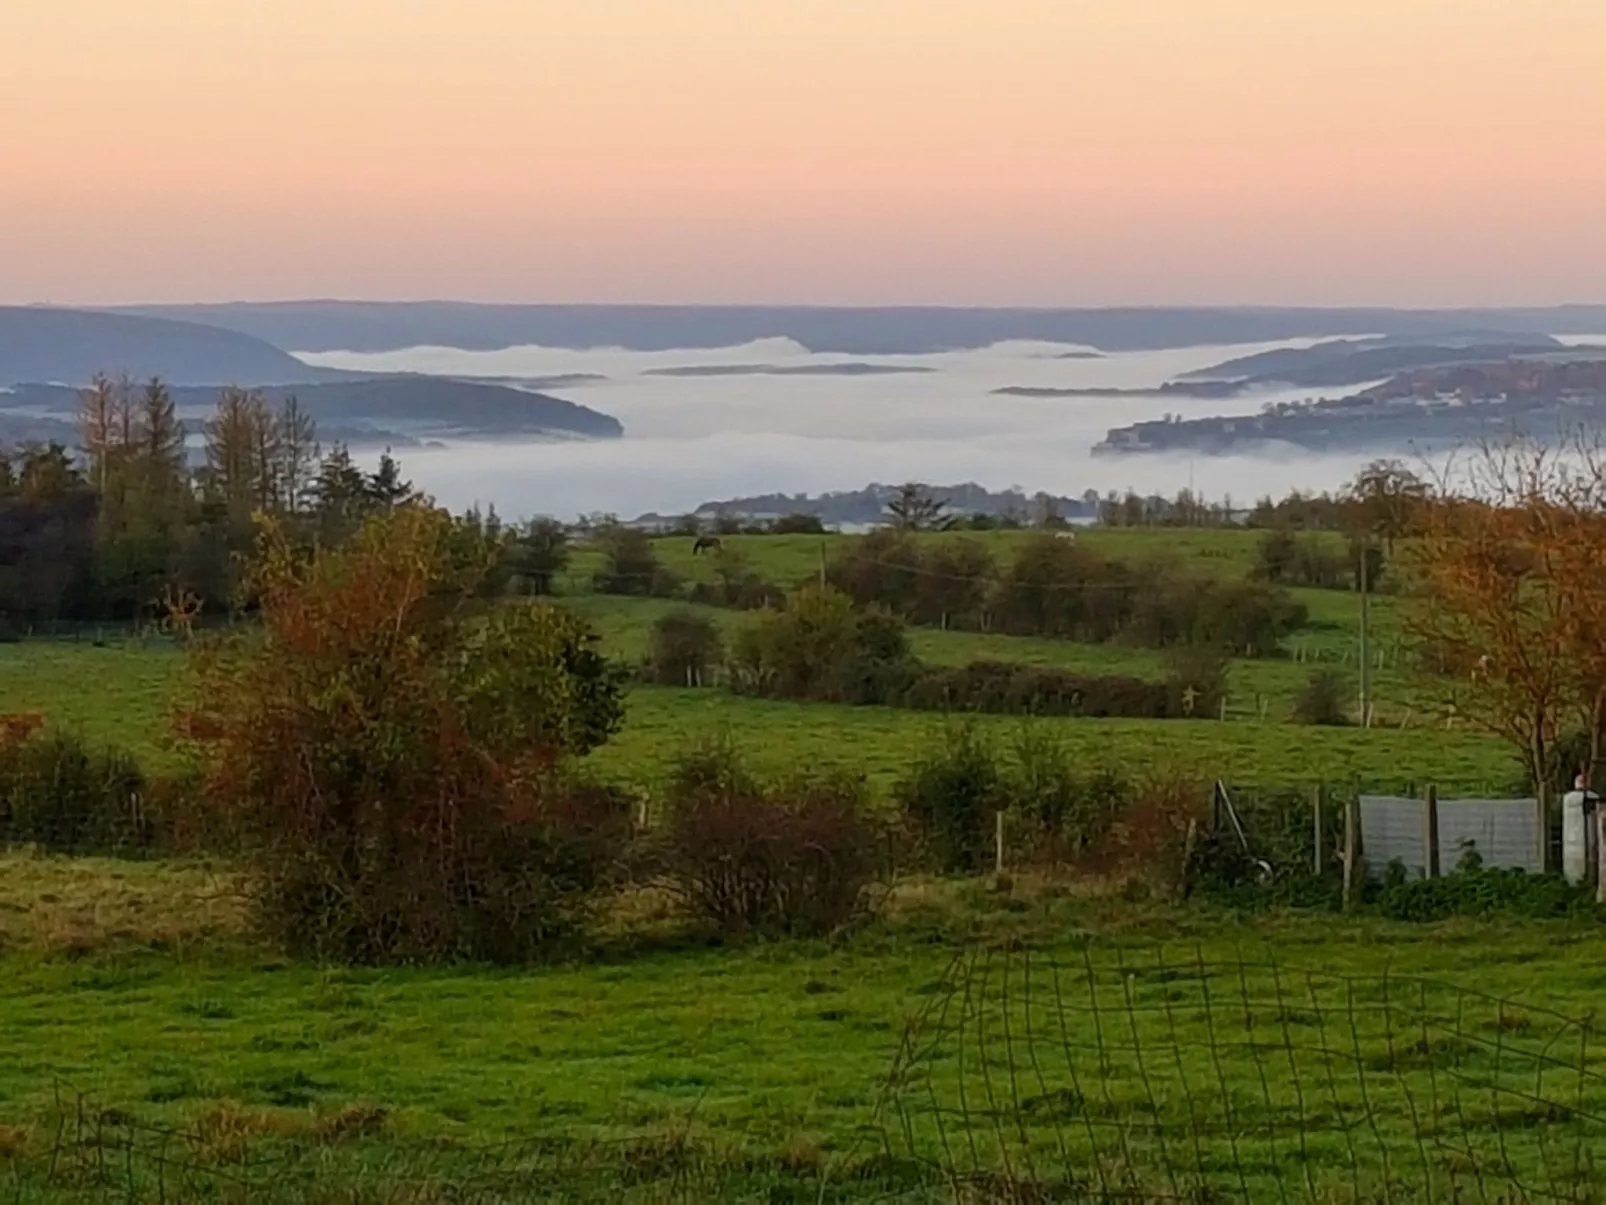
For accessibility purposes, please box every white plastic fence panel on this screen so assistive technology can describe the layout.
[1358,795,1423,877]
[1437,798,1541,873]
[1360,795,1542,877]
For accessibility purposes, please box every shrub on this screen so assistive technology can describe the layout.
[177,506,630,964]
[895,725,1004,873]
[1189,580,1306,656]
[730,587,917,704]
[826,529,923,616]
[1377,850,1599,922]
[686,547,786,611]
[990,536,1137,642]
[770,512,826,535]
[911,538,996,629]
[1293,669,1351,726]
[1164,648,1228,719]
[645,610,724,687]
[656,742,883,937]
[901,661,1171,718]
[593,526,679,597]
[1254,530,1347,589]
[1004,727,1131,858]
[0,729,153,854]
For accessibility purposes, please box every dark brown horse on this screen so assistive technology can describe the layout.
[692,536,723,555]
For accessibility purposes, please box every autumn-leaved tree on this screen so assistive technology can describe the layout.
[176,504,629,964]
[1408,436,1606,789]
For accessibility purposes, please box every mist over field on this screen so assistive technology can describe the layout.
[299,337,1385,519]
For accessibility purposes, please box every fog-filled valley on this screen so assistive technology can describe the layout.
[300,336,1388,519]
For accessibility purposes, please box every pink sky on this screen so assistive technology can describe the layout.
[4,0,1604,307]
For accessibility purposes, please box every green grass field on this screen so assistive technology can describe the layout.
[1,526,1583,1199]
[0,636,1516,794]
[2,854,1604,1199]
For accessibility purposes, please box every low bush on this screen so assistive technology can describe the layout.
[770,512,826,535]
[1376,850,1601,922]
[1253,529,1348,589]
[655,741,884,938]
[644,610,724,687]
[902,661,1172,718]
[1004,726,1132,858]
[895,726,1005,873]
[1163,648,1229,720]
[0,729,154,854]
[593,526,681,598]
[730,587,919,704]
[1293,670,1351,726]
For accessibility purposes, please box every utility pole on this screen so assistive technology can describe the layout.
[1358,536,1370,724]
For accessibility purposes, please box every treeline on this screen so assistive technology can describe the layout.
[0,376,571,632]
[825,531,1307,655]
[644,587,1229,721]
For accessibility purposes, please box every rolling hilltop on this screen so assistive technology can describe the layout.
[0,307,625,443]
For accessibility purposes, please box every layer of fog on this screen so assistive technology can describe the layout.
[299,337,1403,521]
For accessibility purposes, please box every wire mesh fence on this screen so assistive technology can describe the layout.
[7,947,1605,1202]
[880,945,1606,1202]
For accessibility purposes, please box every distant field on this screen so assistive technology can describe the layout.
[0,527,1473,793]
[0,637,1517,795]
[562,527,1306,594]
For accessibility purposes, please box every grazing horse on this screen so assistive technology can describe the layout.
[692,536,723,555]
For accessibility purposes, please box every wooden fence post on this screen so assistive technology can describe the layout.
[1423,785,1440,879]
[995,809,1006,877]
[1312,786,1324,876]
[1342,796,1362,911]
[1537,785,1553,875]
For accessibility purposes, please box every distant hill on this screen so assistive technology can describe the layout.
[0,306,336,386]
[1095,357,1606,457]
[112,301,1606,355]
[1,377,623,441]
[1180,335,1567,388]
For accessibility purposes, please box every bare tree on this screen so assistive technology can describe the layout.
[274,395,319,514]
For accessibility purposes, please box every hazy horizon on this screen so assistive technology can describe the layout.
[6,1,1604,309]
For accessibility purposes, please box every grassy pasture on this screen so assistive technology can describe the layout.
[0,526,1595,1200]
[1,854,1603,1199]
[0,638,1517,795]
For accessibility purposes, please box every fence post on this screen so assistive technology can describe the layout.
[995,808,1006,877]
[1423,785,1440,879]
[1342,796,1362,911]
[1312,786,1324,876]
[1537,784,1553,875]
[1597,805,1606,906]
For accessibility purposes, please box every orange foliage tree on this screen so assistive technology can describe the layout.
[1409,436,1606,790]
[175,504,628,963]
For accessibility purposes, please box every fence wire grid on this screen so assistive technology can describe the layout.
[879,945,1606,1203]
[7,948,1606,1203]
